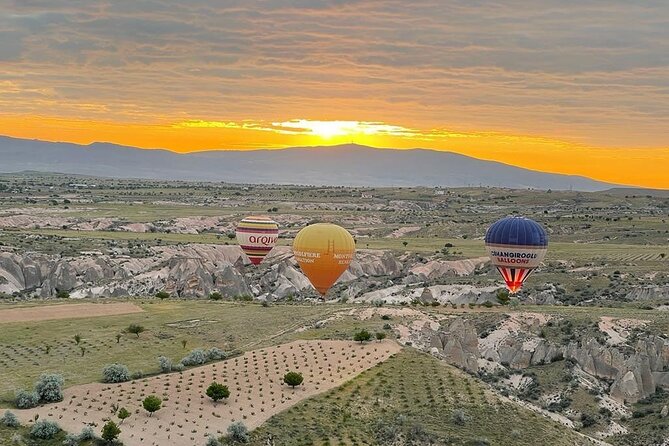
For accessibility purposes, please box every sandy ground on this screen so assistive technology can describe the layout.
[0,302,144,324]
[598,316,647,345]
[8,340,400,446]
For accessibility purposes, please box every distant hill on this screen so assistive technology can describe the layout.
[0,136,618,191]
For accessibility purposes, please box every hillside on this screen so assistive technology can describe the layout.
[0,136,617,190]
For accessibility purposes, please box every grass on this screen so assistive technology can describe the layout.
[0,300,338,405]
[247,349,593,445]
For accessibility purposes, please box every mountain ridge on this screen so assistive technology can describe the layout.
[0,135,620,191]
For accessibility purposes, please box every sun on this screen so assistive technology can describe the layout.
[274,120,361,139]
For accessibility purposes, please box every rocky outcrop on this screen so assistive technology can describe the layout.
[409,256,489,280]
[626,285,669,301]
[430,318,479,372]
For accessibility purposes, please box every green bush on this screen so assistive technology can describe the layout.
[155,290,170,300]
[354,329,372,343]
[158,355,173,372]
[206,382,230,403]
[143,395,162,416]
[126,324,145,338]
[227,421,249,443]
[0,411,20,428]
[15,390,39,409]
[205,435,222,446]
[102,363,130,383]
[283,372,304,389]
[34,373,64,403]
[181,349,207,366]
[30,420,61,439]
[102,420,121,442]
[209,292,223,301]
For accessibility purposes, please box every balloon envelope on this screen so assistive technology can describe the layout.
[484,216,548,293]
[236,216,279,265]
[293,223,355,296]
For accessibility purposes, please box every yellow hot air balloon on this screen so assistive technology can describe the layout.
[292,223,355,297]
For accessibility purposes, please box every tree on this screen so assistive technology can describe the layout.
[117,407,130,424]
[115,333,122,343]
[209,292,223,301]
[375,332,387,342]
[496,289,510,306]
[143,395,162,416]
[73,334,82,345]
[283,372,304,389]
[101,420,121,442]
[402,241,408,247]
[155,290,170,300]
[127,324,145,338]
[206,382,230,404]
[354,329,372,344]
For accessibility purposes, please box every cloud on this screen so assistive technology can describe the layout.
[0,0,667,148]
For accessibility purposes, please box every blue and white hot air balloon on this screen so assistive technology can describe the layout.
[484,216,548,293]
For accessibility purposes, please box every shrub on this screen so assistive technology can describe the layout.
[354,329,372,343]
[451,408,469,425]
[209,292,223,301]
[30,420,61,439]
[181,349,207,366]
[34,373,64,403]
[283,372,304,389]
[375,332,387,342]
[15,390,39,409]
[172,363,185,372]
[74,334,82,345]
[131,371,144,380]
[63,433,80,446]
[0,411,20,428]
[482,301,494,308]
[79,426,95,441]
[155,290,170,300]
[158,356,173,373]
[56,290,70,299]
[206,347,226,361]
[126,324,145,338]
[381,315,391,320]
[206,382,230,404]
[102,364,130,383]
[143,395,162,416]
[205,435,222,446]
[101,420,121,442]
[227,421,249,443]
[383,323,392,330]
[118,407,130,424]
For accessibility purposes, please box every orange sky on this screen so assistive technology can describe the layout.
[2,115,667,188]
[1,2,668,188]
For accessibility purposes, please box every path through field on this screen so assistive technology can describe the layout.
[0,302,144,324]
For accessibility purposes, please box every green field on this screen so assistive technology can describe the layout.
[248,349,592,446]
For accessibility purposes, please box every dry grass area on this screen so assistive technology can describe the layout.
[9,339,400,446]
[0,302,144,324]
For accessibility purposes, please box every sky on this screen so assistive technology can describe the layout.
[1,0,668,188]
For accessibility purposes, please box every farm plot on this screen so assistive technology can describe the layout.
[7,340,401,446]
[0,301,338,403]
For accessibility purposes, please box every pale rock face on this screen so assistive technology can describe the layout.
[430,318,479,372]
[409,257,489,280]
[626,285,669,300]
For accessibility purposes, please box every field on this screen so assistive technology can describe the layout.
[13,340,401,446]
[0,301,338,404]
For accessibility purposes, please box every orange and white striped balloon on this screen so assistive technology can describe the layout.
[236,216,279,265]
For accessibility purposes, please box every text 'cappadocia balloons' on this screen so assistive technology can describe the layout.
[292,223,355,297]
[484,216,548,293]
[236,216,279,265]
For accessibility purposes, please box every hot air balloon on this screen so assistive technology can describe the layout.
[292,223,355,297]
[236,216,279,265]
[484,216,548,293]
